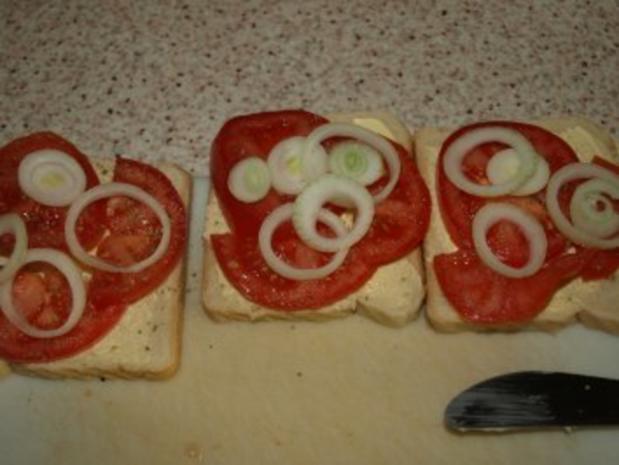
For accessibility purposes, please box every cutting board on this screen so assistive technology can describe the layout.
[1,177,619,465]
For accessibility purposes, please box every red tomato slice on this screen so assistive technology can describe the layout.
[88,157,187,307]
[437,122,578,257]
[211,110,328,237]
[0,263,126,363]
[210,110,431,310]
[212,233,374,310]
[354,143,430,266]
[0,132,105,251]
[434,250,584,325]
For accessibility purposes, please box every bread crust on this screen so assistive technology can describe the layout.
[417,117,619,333]
[202,111,425,327]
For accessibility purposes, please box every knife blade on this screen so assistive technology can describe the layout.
[445,371,619,432]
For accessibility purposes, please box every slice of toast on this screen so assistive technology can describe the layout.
[416,116,619,333]
[202,111,425,327]
[5,160,192,379]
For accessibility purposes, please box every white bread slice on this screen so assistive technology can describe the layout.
[4,159,191,379]
[416,116,619,333]
[202,111,425,327]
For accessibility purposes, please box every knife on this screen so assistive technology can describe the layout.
[445,371,619,432]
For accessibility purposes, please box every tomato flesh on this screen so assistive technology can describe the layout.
[212,233,374,310]
[434,250,584,325]
[88,157,187,307]
[0,132,105,251]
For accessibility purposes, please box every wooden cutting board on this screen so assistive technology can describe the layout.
[1,177,619,465]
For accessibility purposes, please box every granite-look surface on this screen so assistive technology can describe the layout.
[1,0,618,175]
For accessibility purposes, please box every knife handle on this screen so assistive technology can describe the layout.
[547,372,619,426]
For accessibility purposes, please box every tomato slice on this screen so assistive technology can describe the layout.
[0,132,105,251]
[354,143,430,266]
[437,122,578,256]
[434,249,585,325]
[210,110,431,310]
[211,110,328,237]
[212,233,374,310]
[88,157,187,307]
[0,263,126,363]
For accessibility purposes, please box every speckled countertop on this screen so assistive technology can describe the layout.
[1,0,618,175]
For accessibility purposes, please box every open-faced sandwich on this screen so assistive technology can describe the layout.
[416,117,619,333]
[0,132,190,378]
[203,110,430,326]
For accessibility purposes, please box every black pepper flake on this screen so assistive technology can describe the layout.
[99,377,107,382]
[145,346,151,351]
[296,371,303,378]
[441,9,447,16]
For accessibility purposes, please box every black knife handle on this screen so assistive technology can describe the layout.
[519,372,619,427]
[446,371,619,430]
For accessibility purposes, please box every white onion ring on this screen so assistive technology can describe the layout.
[0,214,28,284]
[444,127,539,197]
[570,178,619,239]
[267,136,327,195]
[18,149,87,207]
[0,248,86,338]
[293,174,374,253]
[65,182,171,273]
[259,203,348,280]
[303,123,401,203]
[472,202,547,278]
[546,163,619,249]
